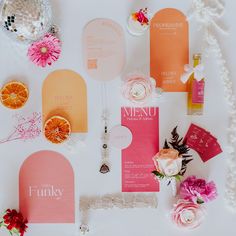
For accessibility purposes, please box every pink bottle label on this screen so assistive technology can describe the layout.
[192,80,204,103]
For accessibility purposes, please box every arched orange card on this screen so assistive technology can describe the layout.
[19,150,75,223]
[83,18,125,81]
[42,70,87,132]
[150,8,189,92]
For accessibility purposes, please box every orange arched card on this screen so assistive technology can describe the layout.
[150,8,189,92]
[42,69,87,133]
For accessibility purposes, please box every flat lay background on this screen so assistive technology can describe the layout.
[0,0,236,235]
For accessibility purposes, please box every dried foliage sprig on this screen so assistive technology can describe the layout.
[164,126,193,176]
[0,112,41,144]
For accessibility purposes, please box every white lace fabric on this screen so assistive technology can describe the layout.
[188,0,236,212]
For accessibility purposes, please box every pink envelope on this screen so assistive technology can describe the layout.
[19,150,75,223]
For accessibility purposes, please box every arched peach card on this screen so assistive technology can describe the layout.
[19,150,75,223]
[150,8,189,92]
[83,18,125,81]
[42,69,87,132]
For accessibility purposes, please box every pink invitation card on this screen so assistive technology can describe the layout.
[19,150,75,223]
[121,107,160,192]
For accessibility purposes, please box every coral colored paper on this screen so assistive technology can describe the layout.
[19,151,75,223]
[150,8,189,92]
[83,18,125,81]
[121,107,159,192]
[42,70,87,133]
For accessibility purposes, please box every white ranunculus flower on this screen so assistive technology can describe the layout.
[157,157,182,177]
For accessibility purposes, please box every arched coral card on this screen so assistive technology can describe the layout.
[42,69,87,132]
[150,8,189,92]
[19,150,75,223]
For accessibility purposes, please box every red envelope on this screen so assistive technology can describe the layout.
[185,124,222,162]
[185,124,207,153]
[201,141,222,162]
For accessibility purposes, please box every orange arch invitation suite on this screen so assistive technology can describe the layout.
[150,8,189,92]
[121,107,159,192]
[42,69,88,133]
[19,150,75,223]
[83,18,125,81]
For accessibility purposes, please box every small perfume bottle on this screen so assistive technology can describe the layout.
[187,54,205,115]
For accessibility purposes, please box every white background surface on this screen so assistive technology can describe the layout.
[0,0,236,235]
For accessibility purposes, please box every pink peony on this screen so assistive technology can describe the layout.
[171,199,206,229]
[28,34,61,67]
[179,176,217,204]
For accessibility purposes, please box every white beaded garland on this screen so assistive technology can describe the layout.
[79,193,158,234]
[189,0,236,212]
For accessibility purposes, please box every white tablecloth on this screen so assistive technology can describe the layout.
[0,0,236,235]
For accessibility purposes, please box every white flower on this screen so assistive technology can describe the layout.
[153,149,183,177]
[157,158,182,177]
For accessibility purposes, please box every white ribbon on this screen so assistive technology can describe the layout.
[181,64,205,84]
[171,178,177,197]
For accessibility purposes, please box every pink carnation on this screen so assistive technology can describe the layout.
[171,199,206,229]
[28,34,61,67]
[180,176,217,204]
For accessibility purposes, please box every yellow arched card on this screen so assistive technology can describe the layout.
[42,70,87,133]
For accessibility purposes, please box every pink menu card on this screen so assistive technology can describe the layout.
[121,107,160,192]
[19,150,75,223]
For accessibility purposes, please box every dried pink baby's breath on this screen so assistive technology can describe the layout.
[0,112,41,144]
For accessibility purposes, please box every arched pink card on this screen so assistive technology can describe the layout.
[42,69,88,132]
[150,8,189,92]
[19,151,75,223]
[83,18,125,81]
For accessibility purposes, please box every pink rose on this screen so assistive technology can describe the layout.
[153,149,182,177]
[171,200,206,229]
[122,74,154,104]
[179,176,217,204]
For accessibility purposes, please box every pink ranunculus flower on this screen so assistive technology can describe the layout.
[122,73,155,104]
[171,199,206,229]
[28,34,61,67]
[179,176,217,204]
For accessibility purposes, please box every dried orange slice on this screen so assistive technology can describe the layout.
[44,116,71,144]
[0,81,29,109]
